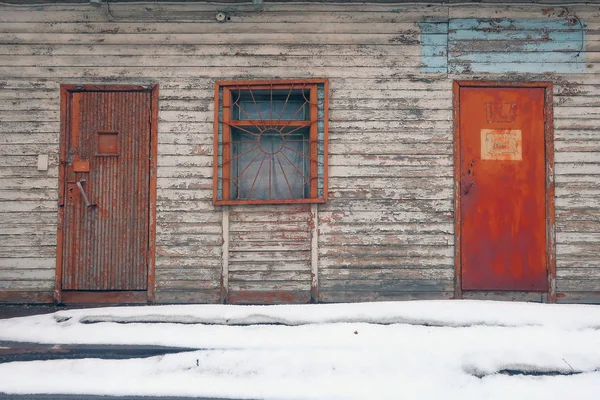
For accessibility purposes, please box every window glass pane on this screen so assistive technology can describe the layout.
[231,126,309,200]
[231,90,309,121]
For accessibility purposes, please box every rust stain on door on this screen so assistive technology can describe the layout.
[459,87,547,291]
[61,90,151,291]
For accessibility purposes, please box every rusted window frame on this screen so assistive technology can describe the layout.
[213,79,329,205]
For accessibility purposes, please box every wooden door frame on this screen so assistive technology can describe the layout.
[452,80,556,302]
[55,84,158,305]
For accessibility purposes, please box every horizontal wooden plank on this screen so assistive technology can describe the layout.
[157,199,218,212]
[320,200,452,215]
[555,175,600,187]
[556,280,600,292]
[0,22,427,35]
[230,222,309,233]
[0,65,431,79]
[0,291,54,304]
[156,181,215,196]
[228,281,311,291]
[0,268,54,281]
[326,186,453,201]
[229,242,310,252]
[556,186,600,199]
[0,212,56,225]
[556,197,600,210]
[554,119,600,131]
[556,291,600,304]
[319,291,453,302]
[320,267,453,280]
[555,96,600,107]
[556,232,600,244]
[154,289,219,304]
[319,233,452,246]
[554,140,600,152]
[0,5,447,23]
[0,234,56,247]
[555,152,600,164]
[156,211,219,223]
[555,107,600,118]
[156,279,220,290]
[329,154,452,167]
[329,142,452,155]
[329,165,452,178]
[158,145,212,155]
[457,5,600,18]
[0,54,426,69]
[0,90,58,100]
[556,209,600,222]
[0,280,54,291]
[0,225,55,235]
[0,189,58,201]
[229,271,310,282]
[319,223,452,235]
[228,262,309,272]
[556,257,600,268]
[0,110,57,122]
[557,243,600,257]
[156,212,221,224]
[555,163,600,175]
[0,143,58,155]
[156,245,220,258]
[155,257,221,269]
[0,257,55,269]
[556,219,600,233]
[156,234,221,247]
[0,167,58,178]
[0,133,59,145]
[319,279,453,292]
[230,231,310,243]
[155,268,220,281]
[557,268,600,280]
[158,155,214,166]
[0,201,57,212]
[0,31,423,46]
[230,251,310,262]
[319,256,453,268]
[320,245,454,258]
[0,44,431,58]
[0,155,57,167]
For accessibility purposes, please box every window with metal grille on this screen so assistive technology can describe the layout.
[214,80,328,205]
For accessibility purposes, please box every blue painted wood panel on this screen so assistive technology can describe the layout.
[420,17,586,74]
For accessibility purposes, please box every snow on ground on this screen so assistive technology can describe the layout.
[0,300,599,399]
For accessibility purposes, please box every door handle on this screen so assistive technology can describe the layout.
[76,178,96,208]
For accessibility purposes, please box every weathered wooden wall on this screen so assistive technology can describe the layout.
[0,2,598,304]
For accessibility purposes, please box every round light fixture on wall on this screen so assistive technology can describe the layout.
[215,12,228,23]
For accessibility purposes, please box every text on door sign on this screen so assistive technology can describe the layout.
[480,129,522,161]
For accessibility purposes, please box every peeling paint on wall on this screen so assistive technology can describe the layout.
[421,18,585,74]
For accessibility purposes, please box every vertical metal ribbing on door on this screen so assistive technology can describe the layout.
[64,90,151,291]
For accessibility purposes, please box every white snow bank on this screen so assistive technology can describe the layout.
[29,299,600,328]
[0,301,599,399]
[0,323,599,399]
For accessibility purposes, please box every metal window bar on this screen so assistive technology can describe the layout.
[214,80,328,205]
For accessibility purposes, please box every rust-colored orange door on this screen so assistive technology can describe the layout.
[459,86,547,291]
[60,90,151,292]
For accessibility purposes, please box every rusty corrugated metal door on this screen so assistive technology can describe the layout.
[62,91,151,290]
[459,87,547,291]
